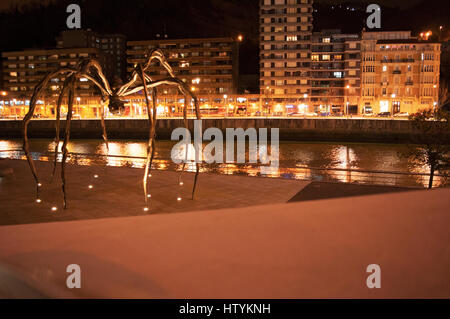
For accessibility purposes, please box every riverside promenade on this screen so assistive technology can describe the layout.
[0,159,309,226]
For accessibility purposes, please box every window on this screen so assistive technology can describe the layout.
[380,101,389,113]
[311,55,319,61]
[334,72,342,78]
[322,55,330,61]
[322,38,331,43]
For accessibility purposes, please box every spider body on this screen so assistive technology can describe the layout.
[107,94,126,115]
[23,49,201,209]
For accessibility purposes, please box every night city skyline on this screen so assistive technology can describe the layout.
[0,0,449,307]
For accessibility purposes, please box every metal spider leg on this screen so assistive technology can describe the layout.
[60,76,76,209]
[51,77,72,182]
[191,96,201,200]
[100,97,109,152]
[148,88,158,173]
[78,60,113,96]
[138,65,155,207]
[142,49,176,77]
[23,68,75,200]
[178,94,190,189]
[125,78,203,200]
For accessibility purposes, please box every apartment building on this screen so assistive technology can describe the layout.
[56,29,127,81]
[441,40,450,81]
[360,31,441,115]
[1,48,112,97]
[310,30,361,114]
[260,0,313,100]
[126,37,239,96]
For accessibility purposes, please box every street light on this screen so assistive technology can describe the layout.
[0,91,7,97]
[237,35,243,42]
[345,85,351,117]
[76,97,81,118]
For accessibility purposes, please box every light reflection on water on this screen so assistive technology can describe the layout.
[0,139,446,188]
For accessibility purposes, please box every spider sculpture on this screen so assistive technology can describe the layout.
[23,49,202,209]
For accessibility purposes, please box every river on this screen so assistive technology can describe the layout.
[0,139,444,188]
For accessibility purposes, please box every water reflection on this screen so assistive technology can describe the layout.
[0,139,446,188]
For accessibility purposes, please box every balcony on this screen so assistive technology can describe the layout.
[380,58,415,63]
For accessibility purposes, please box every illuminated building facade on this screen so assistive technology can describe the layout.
[310,30,361,114]
[56,29,127,81]
[1,48,112,118]
[126,37,239,96]
[360,31,441,115]
[1,48,112,96]
[259,0,313,100]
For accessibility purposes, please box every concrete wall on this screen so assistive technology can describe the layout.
[0,118,437,143]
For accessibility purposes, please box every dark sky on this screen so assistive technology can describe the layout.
[0,0,447,79]
[316,0,423,8]
[0,0,425,11]
[0,0,53,11]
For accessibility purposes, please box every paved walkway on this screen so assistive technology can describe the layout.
[288,181,417,203]
[0,159,309,226]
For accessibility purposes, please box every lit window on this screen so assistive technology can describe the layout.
[382,65,387,72]
[322,37,331,43]
[334,72,342,78]
[322,55,330,61]
[311,55,319,61]
[286,36,297,42]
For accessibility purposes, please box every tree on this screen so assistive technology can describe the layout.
[407,109,450,189]
[439,79,450,112]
